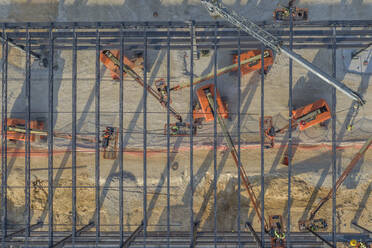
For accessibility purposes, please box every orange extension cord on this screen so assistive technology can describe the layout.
[0,141,368,158]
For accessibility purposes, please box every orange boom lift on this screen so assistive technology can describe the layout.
[2,118,95,144]
[232,50,274,76]
[193,84,228,123]
[262,99,331,149]
[195,84,286,247]
[170,50,274,92]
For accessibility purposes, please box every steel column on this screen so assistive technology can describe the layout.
[286,7,294,247]
[331,26,337,247]
[166,24,171,248]
[143,26,148,247]
[1,25,8,245]
[189,20,195,248]
[260,45,265,248]
[237,29,242,248]
[95,25,101,244]
[24,25,32,246]
[119,25,125,247]
[48,25,55,247]
[71,27,77,246]
[191,222,199,247]
[213,24,218,248]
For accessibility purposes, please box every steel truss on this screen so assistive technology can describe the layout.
[0,21,371,247]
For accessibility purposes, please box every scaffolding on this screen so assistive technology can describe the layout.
[0,21,372,247]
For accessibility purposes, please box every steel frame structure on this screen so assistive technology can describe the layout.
[1,21,372,247]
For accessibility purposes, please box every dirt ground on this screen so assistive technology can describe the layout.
[2,143,371,233]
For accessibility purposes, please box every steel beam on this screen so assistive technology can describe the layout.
[1,24,8,245]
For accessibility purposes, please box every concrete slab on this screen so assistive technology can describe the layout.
[343,48,372,75]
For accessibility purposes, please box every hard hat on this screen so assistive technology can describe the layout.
[349,239,357,247]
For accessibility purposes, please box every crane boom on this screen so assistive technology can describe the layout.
[200,0,365,105]
[204,88,269,231]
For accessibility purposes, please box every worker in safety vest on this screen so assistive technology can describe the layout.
[279,0,296,18]
[349,239,368,248]
[274,230,286,240]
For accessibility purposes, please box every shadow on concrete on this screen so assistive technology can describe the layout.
[298,153,332,220]
[193,150,229,227]
[351,181,371,225]
[145,136,184,221]
[89,47,166,225]
[10,51,65,126]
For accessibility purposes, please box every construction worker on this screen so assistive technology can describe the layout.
[278,0,296,18]
[359,241,368,248]
[170,126,179,135]
[155,79,169,106]
[274,230,286,240]
[350,239,358,247]
[349,239,368,248]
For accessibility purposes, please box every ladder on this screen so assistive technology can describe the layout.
[201,0,365,105]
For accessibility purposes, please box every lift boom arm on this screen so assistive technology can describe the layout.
[102,50,183,122]
[7,126,96,143]
[200,0,365,105]
[205,89,269,231]
[309,135,372,220]
[171,51,270,91]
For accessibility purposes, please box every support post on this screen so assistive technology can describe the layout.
[190,221,199,248]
